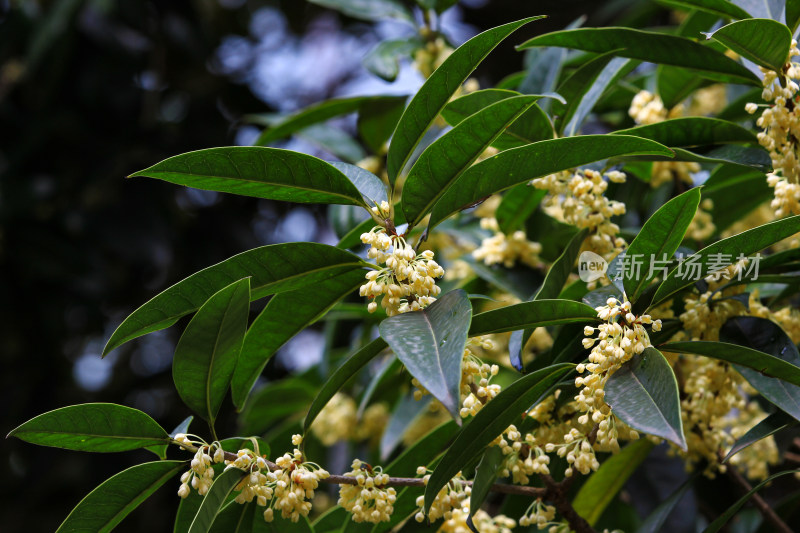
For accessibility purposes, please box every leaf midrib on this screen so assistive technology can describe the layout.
[99,464,183,533]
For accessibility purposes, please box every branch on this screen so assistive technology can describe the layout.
[721,454,793,533]
[541,474,598,533]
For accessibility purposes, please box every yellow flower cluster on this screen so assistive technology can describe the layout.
[746,40,800,216]
[309,393,389,446]
[338,459,396,524]
[175,434,220,497]
[270,437,330,522]
[533,169,627,261]
[414,468,470,524]
[360,224,444,316]
[519,500,556,530]
[472,217,543,268]
[497,425,552,484]
[439,500,516,533]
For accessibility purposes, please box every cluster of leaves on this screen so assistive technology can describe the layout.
[8,0,800,532]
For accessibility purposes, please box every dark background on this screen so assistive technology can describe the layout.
[0,1,668,531]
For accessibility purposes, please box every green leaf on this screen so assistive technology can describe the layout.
[307,0,414,24]
[208,502,254,533]
[423,364,574,512]
[173,278,250,424]
[655,0,753,20]
[103,242,364,355]
[253,511,314,533]
[378,290,472,421]
[636,472,700,533]
[495,184,547,235]
[614,117,758,147]
[724,411,797,462]
[427,135,673,231]
[7,403,169,452]
[624,188,702,301]
[441,89,557,149]
[56,460,184,533]
[605,347,687,449]
[572,439,654,526]
[303,337,388,434]
[358,356,400,418]
[239,379,316,436]
[338,216,377,250]
[517,27,760,85]
[232,269,363,410]
[553,51,632,136]
[633,145,771,172]
[148,415,194,460]
[651,215,800,306]
[130,147,368,207]
[401,95,542,228]
[707,18,792,71]
[363,38,422,82]
[468,446,505,527]
[175,487,204,533]
[386,16,545,184]
[357,96,408,155]
[380,393,433,460]
[386,420,459,476]
[703,166,772,232]
[469,299,600,336]
[788,0,800,34]
[660,341,800,386]
[328,162,388,207]
[720,316,800,421]
[657,66,708,110]
[703,469,800,533]
[188,467,246,533]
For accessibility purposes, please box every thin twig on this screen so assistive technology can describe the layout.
[541,474,598,533]
[721,454,793,533]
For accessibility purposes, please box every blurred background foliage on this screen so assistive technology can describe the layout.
[0,0,670,531]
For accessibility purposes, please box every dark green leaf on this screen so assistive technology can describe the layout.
[423,364,574,512]
[402,95,542,228]
[303,337,388,434]
[328,162,388,207]
[380,393,432,460]
[517,27,760,85]
[724,411,797,462]
[386,420,459,476]
[624,188,702,300]
[386,16,545,184]
[56,461,184,533]
[173,278,250,424]
[239,379,316,436]
[703,469,800,533]
[707,18,792,71]
[427,135,673,231]
[614,117,757,147]
[656,0,752,20]
[188,468,246,533]
[628,145,772,172]
[468,446,505,526]
[358,355,400,418]
[232,269,364,409]
[495,184,547,235]
[720,316,800,421]
[605,347,687,449]
[703,166,771,232]
[461,256,543,301]
[657,66,708,110]
[636,472,700,533]
[572,439,654,526]
[175,488,204,533]
[149,415,195,460]
[313,506,349,533]
[338,217,377,250]
[7,403,168,452]
[378,290,472,421]
[583,284,623,309]
[307,0,414,24]
[651,215,800,306]
[661,341,800,387]
[131,147,368,207]
[469,299,600,336]
[363,38,422,82]
[788,0,800,34]
[297,123,366,163]
[358,96,408,155]
[208,501,254,533]
[103,242,364,355]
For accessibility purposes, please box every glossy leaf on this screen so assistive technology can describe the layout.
[56,460,184,533]
[303,337,388,434]
[661,341,800,387]
[703,469,800,533]
[402,95,542,228]
[669,145,771,171]
[307,0,414,24]
[386,16,545,183]
[517,27,760,85]
[363,38,422,82]
[707,18,792,71]
[605,347,687,449]
[703,166,772,232]
[656,0,752,20]
[328,161,388,207]
[103,242,364,355]
[357,96,408,154]
[651,215,800,305]
[468,445,505,529]
[358,355,400,418]
[469,299,600,336]
[7,403,168,453]
[614,117,757,147]
[208,502,253,533]
[378,290,472,421]
[572,439,654,526]
[149,415,194,461]
[297,124,366,163]
[131,147,368,207]
[232,269,364,409]
[624,188,701,301]
[428,135,673,230]
[724,411,797,462]
[495,184,547,235]
[788,0,800,34]
[636,472,700,533]
[380,393,432,460]
[423,364,574,512]
[173,278,250,423]
[720,316,800,421]
[657,66,708,110]
[188,468,246,533]
[240,379,316,436]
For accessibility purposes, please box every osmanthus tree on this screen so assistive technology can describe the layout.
[9,0,800,532]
